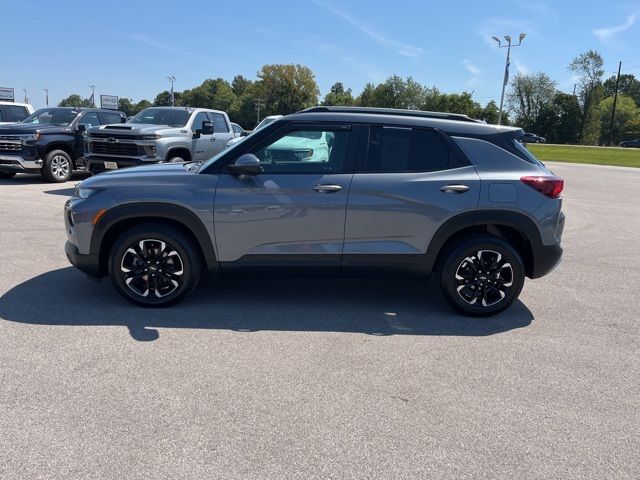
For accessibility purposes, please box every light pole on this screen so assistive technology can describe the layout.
[492,33,526,125]
[22,89,28,103]
[88,85,96,107]
[167,76,176,106]
[44,89,49,107]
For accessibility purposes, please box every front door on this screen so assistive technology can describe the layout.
[213,123,357,270]
[192,112,216,161]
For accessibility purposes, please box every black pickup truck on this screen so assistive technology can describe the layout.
[0,107,126,182]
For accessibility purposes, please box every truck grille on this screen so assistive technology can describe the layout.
[0,137,22,151]
[90,142,141,156]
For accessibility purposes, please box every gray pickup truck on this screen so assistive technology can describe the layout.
[85,107,234,173]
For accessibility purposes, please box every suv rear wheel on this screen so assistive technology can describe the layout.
[108,223,203,307]
[42,150,72,182]
[439,236,525,316]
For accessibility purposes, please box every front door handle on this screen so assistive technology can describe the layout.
[440,184,469,194]
[312,184,342,193]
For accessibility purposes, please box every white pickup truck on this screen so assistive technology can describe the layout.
[85,106,234,173]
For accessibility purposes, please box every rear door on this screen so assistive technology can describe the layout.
[343,124,480,265]
[213,122,358,269]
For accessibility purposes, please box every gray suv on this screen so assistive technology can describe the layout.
[64,107,565,316]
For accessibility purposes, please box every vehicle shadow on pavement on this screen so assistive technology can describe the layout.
[0,172,90,186]
[0,268,533,341]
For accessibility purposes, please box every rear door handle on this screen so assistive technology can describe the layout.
[312,184,342,193]
[440,184,469,194]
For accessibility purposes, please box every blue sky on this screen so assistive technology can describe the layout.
[3,0,640,108]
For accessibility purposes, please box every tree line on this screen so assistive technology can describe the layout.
[58,50,640,144]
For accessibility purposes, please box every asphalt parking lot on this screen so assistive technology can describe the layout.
[0,162,638,479]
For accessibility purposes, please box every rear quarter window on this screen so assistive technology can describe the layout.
[0,105,29,122]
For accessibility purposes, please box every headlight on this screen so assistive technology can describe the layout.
[143,134,161,140]
[18,133,40,144]
[294,149,313,160]
[73,187,104,199]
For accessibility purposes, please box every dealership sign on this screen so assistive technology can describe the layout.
[100,95,119,110]
[0,87,15,102]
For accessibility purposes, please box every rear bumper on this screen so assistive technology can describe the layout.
[531,244,563,279]
[65,241,102,278]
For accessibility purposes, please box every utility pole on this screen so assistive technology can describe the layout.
[88,85,96,107]
[22,89,28,103]
[607,61,622,146]
[254,98,265,124]
[167,75,176,106]
[44,89,49,107]
[492,33,526,125]
[572,84,577,96]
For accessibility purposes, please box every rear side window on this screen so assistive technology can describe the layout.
[0,105,29,122]
[359,126,461,173]
[209,113,229,133]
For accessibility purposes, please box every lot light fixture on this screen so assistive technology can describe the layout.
[492,32,526,125]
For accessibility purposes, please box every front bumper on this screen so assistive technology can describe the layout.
[86,155,159,174]
[65,241,102,277]
[0,154,43,173]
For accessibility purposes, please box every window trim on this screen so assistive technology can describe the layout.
[221,121,358,175]
[355,123,470,174]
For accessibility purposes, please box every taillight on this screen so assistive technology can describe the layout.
[520,175,564,198]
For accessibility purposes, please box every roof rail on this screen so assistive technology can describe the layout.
[300,106,480,123]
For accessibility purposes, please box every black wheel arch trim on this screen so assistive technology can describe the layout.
[89,202,218,272]
[425,209,551,278]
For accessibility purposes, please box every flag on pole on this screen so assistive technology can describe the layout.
[503,58,510,86]
[89,92,95,107]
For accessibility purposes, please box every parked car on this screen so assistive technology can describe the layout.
[85,107,234,174]
[0,102,35,125]
[521,133,546,144]
[0,107,126,182]
[619,138,640,148]
[64,106,564,316]
[231,122,247,138]
[226,115,283,148]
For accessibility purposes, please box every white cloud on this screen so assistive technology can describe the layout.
[130,34,207,61]
[515,60,530,75]
[462,59,481,85]
[594,12,638,48]
[313,0,423,57]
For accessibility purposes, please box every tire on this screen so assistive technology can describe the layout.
[439,236,525,317]
[108,223,203,307]
[42,149,72,182]
[166,152,189,163]
[0,172,16,179]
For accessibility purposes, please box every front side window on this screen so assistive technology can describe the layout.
[78,112,101,128]
[209,113,229,133]
[232,123,243,134]
[21,108,79,126]
[191,112,209,132]
[360,126,456,173]
[252,129,349,174]
[129,108,191,127]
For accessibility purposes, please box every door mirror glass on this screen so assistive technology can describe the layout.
[201,120,214,135]
[226,153,263,176]
[77,124,86,133]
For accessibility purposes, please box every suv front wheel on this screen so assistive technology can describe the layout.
[108,223,203,307]
[439,236,525,316]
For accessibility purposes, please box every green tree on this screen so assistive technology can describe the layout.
[533,93,581,143]
[231,75,253,97]
[180,78,237,112]
[153,90,181,106]
[58,94,92,108]
[477,100,500,124]
[506,72,557,131]
[355,75,426,109]
[569,50,605,143]
[603,74,640,106]
[134,99,152,115]
[254,64,319,115]
[321,82,355,106]
[596,94,640,144]
[117,98,136,116]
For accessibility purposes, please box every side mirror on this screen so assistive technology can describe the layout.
[77,124,86,133]
[226,153,263,176]
[120,116,127,123]
[240,130,248,137]
[201,120,214,135]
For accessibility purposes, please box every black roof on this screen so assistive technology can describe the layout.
[301,106,481,123]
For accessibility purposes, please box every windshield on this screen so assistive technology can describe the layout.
[21,108,79,126]
[255,116,282,131]
[129,108,191,127]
